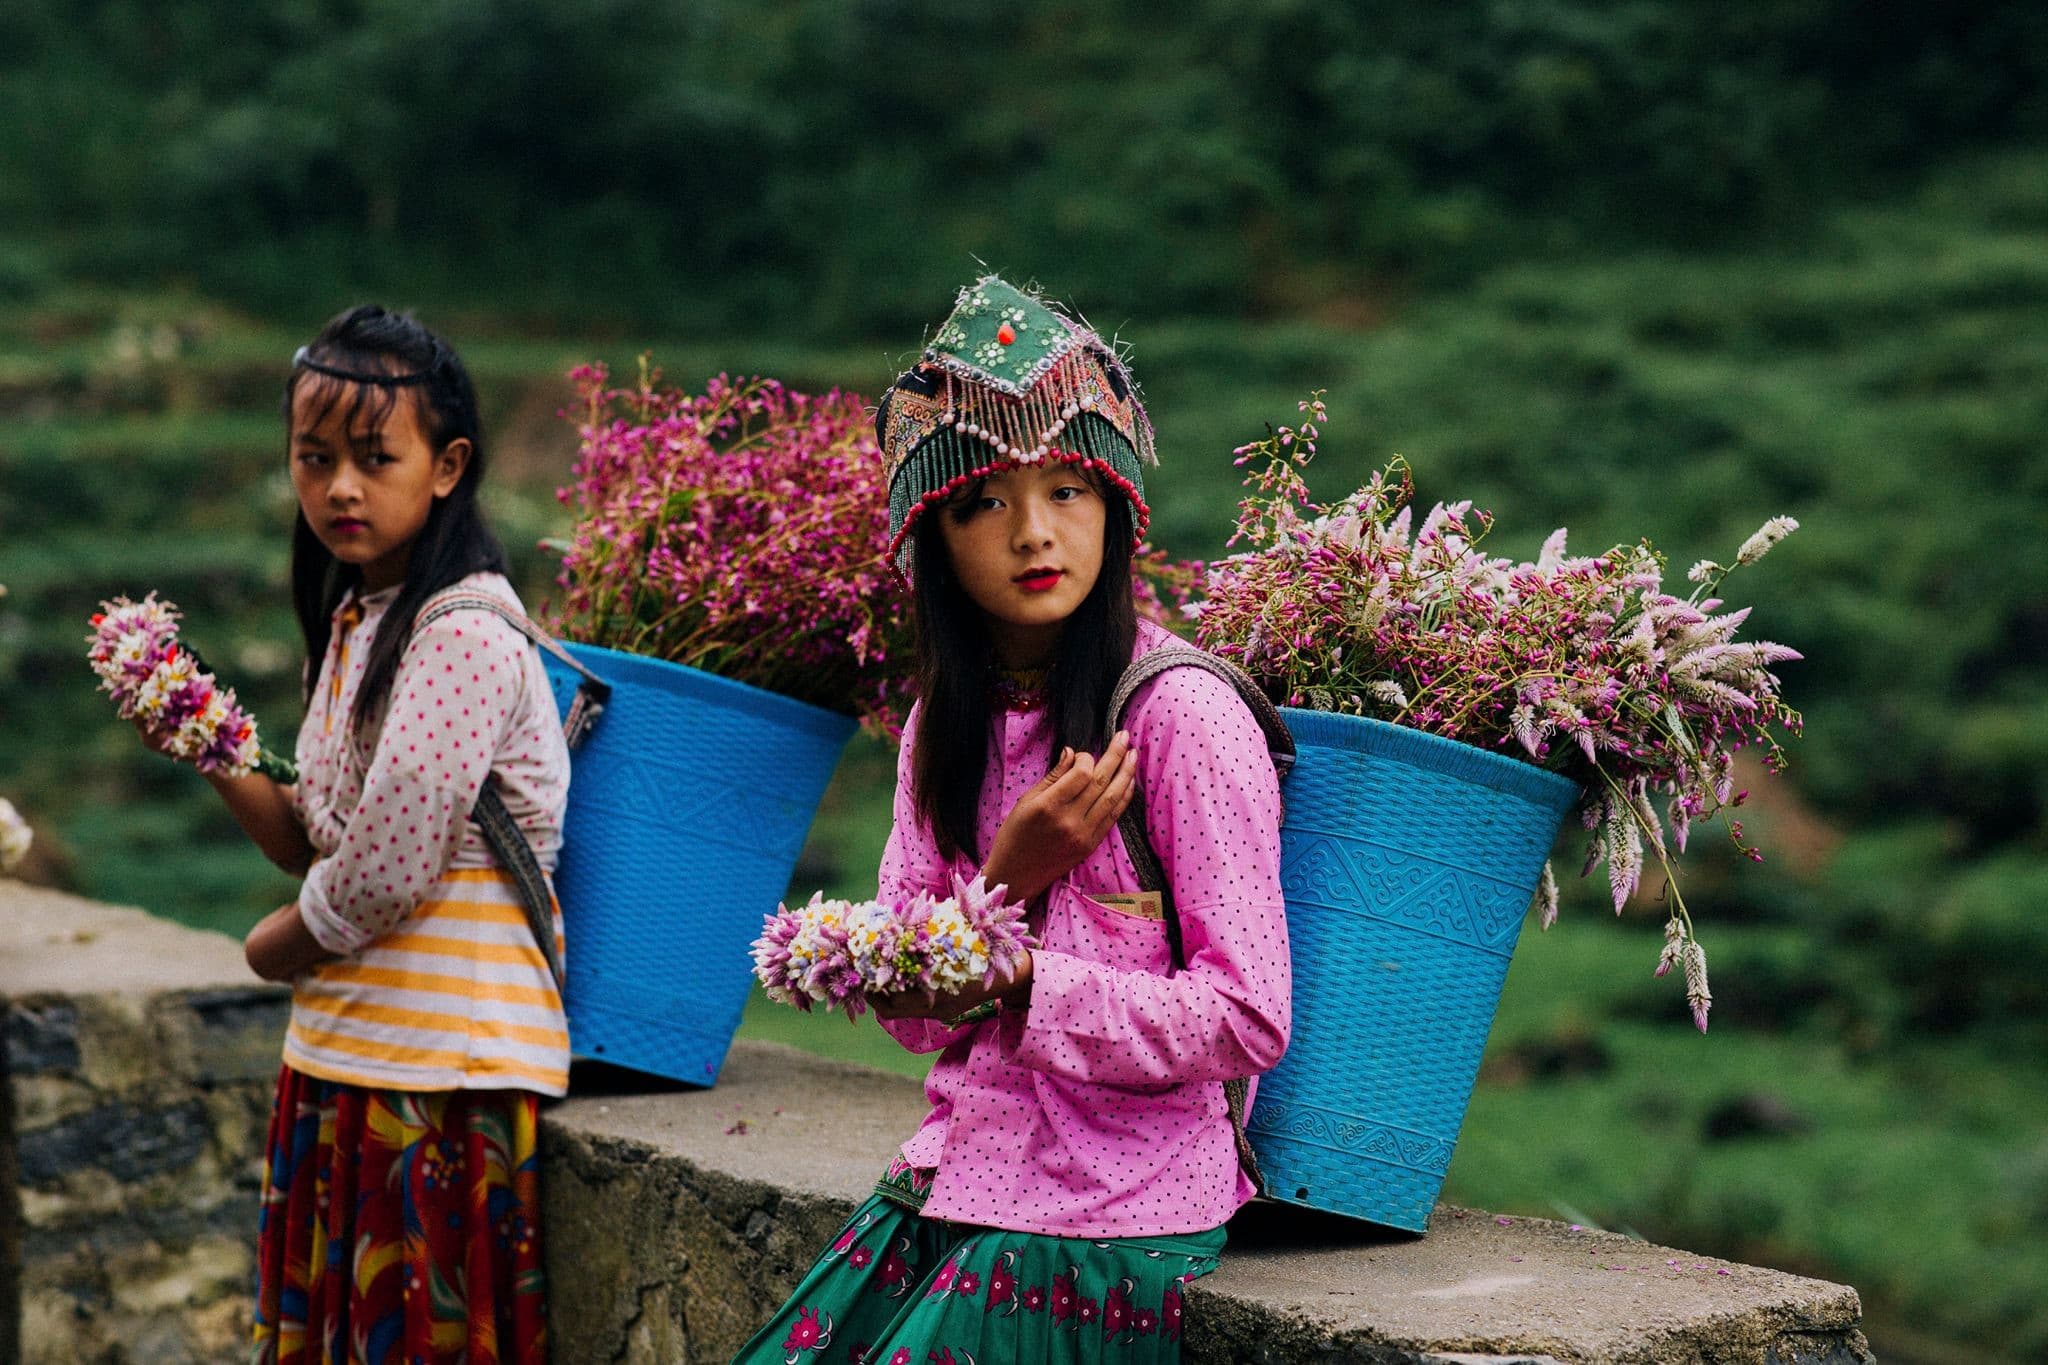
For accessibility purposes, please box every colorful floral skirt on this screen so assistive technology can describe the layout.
[250,1064,547,1365]
[734,1161,1225,1365]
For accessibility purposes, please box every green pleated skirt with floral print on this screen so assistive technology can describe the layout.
[733,1161,1224,1365]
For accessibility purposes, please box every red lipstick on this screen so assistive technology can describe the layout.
[1015,568,1063,593]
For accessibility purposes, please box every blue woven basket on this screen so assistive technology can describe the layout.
[1246,708,1580,1232]
[541,643,855,1086]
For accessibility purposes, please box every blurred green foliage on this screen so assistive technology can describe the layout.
[2,6,2045,1359]
[2,1,2044,330]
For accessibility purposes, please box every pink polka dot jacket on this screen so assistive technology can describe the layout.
[878,618,1292,1237]
[292,573,571,956]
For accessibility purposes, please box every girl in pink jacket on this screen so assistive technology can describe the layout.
[735,276,1290,1365]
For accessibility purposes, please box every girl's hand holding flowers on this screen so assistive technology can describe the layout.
[751,873,1036,1023]
[88,594,294,781]
[93,593,313,876]
[92,599,329,981]
[132,711,186,760]
[867,950,1033,1023]
[980,730,1138,905]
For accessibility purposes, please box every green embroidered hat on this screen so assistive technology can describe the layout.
[879,275,1157,576]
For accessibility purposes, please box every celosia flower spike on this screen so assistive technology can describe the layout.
[1191,396,1803,1030]
[1734,516,1798,567]
[1654,918,1685,979]
[1682,939,1713,1033]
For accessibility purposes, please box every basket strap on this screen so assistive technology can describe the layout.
[1107,645,1295,781]
[1112,645,1294,917]
[472,776,565,992]
[1107,644,1293,1193]
[412,589,605,994]
[414,589,611,750]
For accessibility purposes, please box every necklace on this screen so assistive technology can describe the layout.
[988,665,1051,712]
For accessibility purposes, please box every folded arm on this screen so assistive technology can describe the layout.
[296,612,523,954]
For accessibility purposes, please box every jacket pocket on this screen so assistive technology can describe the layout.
[1044,882,1173,976]
[1084,890,1166,921]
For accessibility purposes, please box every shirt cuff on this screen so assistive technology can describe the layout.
[879,1015,968,1054]
[297,862,373,955]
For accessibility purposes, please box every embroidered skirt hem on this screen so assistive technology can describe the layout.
[734,1175,1223,1365]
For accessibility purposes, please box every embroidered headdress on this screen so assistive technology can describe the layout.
[878,275,1156,576]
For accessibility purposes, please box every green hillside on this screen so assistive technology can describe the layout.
[4,5,2044,1357]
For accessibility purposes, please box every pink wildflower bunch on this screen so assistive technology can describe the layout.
[1129,544,1206,633]
[751,873,1035,1021]
[546,360,916,734]
[1192,394,1804,1031]
[87,595,286,778]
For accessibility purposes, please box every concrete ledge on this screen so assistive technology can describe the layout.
[541,1042,1874,1365]
[1,887,1875,1364]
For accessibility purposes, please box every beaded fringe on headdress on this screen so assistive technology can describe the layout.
[879,276,1160,578]
[886,410,1150,573]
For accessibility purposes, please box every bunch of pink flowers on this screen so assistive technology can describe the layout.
[546,360,1202,736]
[86,594,290,779]
[751,873,1034,1022]
[1192,395,1804,1030]
[545,361,916,734]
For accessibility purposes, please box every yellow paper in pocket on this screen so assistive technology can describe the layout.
[1089,891,1167,921]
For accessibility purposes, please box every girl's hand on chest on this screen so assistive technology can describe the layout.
[981,730,1137,905]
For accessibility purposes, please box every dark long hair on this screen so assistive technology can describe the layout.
[286,304,509,741]
[909,478,1138,862]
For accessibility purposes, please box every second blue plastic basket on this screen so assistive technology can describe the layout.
[1246,708,1581,1232]
[542,643,855,1086]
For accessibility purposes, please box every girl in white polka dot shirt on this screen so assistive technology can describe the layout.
[134,305,565,1363]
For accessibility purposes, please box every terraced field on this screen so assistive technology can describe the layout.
[5,152,2047,1359]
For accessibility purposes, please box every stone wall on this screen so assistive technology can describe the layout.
[1,884,287,1365]
[3,884,1877,1365]
[543,1047,1876,1365]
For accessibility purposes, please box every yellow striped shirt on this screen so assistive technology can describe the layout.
[285,868,569,1094]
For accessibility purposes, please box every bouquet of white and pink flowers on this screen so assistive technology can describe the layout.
[1192,395,1804,1030]
[87,594,295,781]
[750,874,1035,1021]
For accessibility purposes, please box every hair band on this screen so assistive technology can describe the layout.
[291,345,432,386]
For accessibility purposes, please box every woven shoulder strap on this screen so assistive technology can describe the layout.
[411,588,611,992]
[1108,645,1294,779]
[414,589,611,749]
[1111,645,1293,903]
[1107,644,1293,1192]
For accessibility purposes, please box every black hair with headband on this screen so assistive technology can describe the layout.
[285,304,509,744]
[290,344,433,386]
